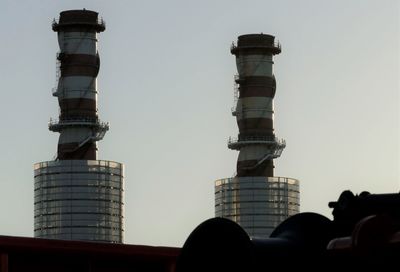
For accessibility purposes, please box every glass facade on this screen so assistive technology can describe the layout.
[34,160,124,243]
[215,176,299,238]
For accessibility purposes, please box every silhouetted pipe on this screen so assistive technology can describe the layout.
[175,213,333,272]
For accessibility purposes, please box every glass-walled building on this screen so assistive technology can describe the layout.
[215,177,299,238]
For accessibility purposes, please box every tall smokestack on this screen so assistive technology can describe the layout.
[229,34,285,177]
[34,10,124,243]
[51,9,107,160]
[215,34,300,238]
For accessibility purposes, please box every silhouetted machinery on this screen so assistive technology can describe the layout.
[176,191,400,271]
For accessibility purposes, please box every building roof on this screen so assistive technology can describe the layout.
[0,235,180,272]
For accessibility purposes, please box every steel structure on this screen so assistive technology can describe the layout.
[34,10,124,243]
[215,34,300,237]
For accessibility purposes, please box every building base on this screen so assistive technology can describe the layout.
[215,176,299,238]
[34,160,124,243]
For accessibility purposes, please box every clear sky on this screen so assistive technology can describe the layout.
[0,0,398,247]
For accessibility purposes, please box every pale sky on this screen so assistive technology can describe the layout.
[0,0,399,247]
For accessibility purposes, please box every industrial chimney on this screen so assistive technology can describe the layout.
[34,10,124,243]
[215,34,300,238]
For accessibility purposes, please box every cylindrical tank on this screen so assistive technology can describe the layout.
[215,176,299,237]
[34,160,124,243]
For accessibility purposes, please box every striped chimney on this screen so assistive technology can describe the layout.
[228,34,286,177]
[50,10,108,160]
[34,10,124,243]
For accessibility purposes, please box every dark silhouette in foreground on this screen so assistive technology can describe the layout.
[176,191,400,271]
